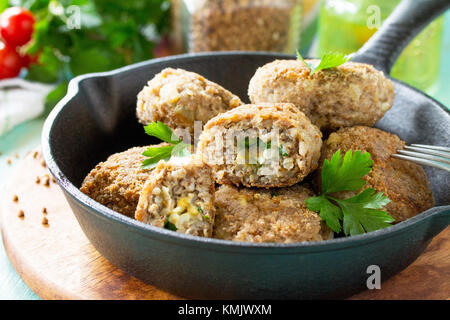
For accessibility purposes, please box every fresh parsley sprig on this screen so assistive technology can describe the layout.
[144,122,183,144]
[306,150,394,236]
[296,51,352,75]
[141,122,191,170]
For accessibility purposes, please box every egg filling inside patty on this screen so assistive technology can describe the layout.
[164,193,209,231]
[135,160,215,237]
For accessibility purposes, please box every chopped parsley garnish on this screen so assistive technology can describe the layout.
[164,218,177,231]
[197,206,204,214]
[305,150,394,236]
[279,144,289,157]
[242,137,266,150]
[296,51,351,75]
[239,138,288,166]
[141,121,191,170]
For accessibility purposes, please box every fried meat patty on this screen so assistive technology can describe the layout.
[137,68,242,136]
[248,59,395,131]
[197,103,322,188]
[135,158,215,237]
[318,126,434,222]
[80,145,164,217]
[213,184,333,243]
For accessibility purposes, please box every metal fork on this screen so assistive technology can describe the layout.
[391,144,450,172]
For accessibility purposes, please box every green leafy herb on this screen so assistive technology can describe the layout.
[44,80,69,115]
[7,0,170,110]
[321,150,373,194]
[197,206,204,214]
[141,145,174,170]
[242,137,265,150]
[164,218,177,231]
[296,51,351,75]
[306,150,394,236]
[171,142,192,158]
[330,189,393,235]
[144,121,181,144]
[306,195,343,234]
[279,144,289,157]
[240,138,288,165]
[141,122,191,170]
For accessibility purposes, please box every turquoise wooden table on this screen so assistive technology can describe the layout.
[1,14,450,300]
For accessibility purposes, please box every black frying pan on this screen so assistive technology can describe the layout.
[42,0,450,299]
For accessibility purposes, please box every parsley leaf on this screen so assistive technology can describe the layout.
[142,145,175,157]
[144,122,182,144]
[296,51,351,75]
[240,139,289,165]
[14,0,170,110]
[331,189,393,235]
[141,122,191,170]
[164,219,177,231]
[279,144,289,157]
[305,195,342,233]
[321,150,373,194]
[141,145,174,170]
[306,150,394,236]
[171,142,192,158]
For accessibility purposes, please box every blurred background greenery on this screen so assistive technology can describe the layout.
[0,0,449,300]
[1,0,171,112]
[317,0,444,94]
[0,0,448,111]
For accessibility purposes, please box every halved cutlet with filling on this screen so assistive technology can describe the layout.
[135,158,215,237]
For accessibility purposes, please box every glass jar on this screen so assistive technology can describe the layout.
[180,0,302,53]
[318,0,444,91]
[170,0,184,54]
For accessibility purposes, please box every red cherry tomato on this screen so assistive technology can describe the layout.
[0,7,35,47]
[0,42,23,79]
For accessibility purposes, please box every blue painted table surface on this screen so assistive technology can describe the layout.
[1,13,449,300]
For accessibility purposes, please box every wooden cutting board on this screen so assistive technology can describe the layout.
[0,149,449,300]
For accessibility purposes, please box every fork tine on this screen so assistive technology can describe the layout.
[397,150,450,164]
[404,145,450,159]
[391,154,450,172]
[411,144,450,153]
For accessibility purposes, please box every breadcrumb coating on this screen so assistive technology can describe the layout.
[214,184,333,243]
[248,60,395,131]
[318,126,434,222]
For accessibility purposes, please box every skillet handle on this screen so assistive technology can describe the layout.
[351,0,450,74]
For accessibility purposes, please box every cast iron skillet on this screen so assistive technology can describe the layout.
[42,0,450,299]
